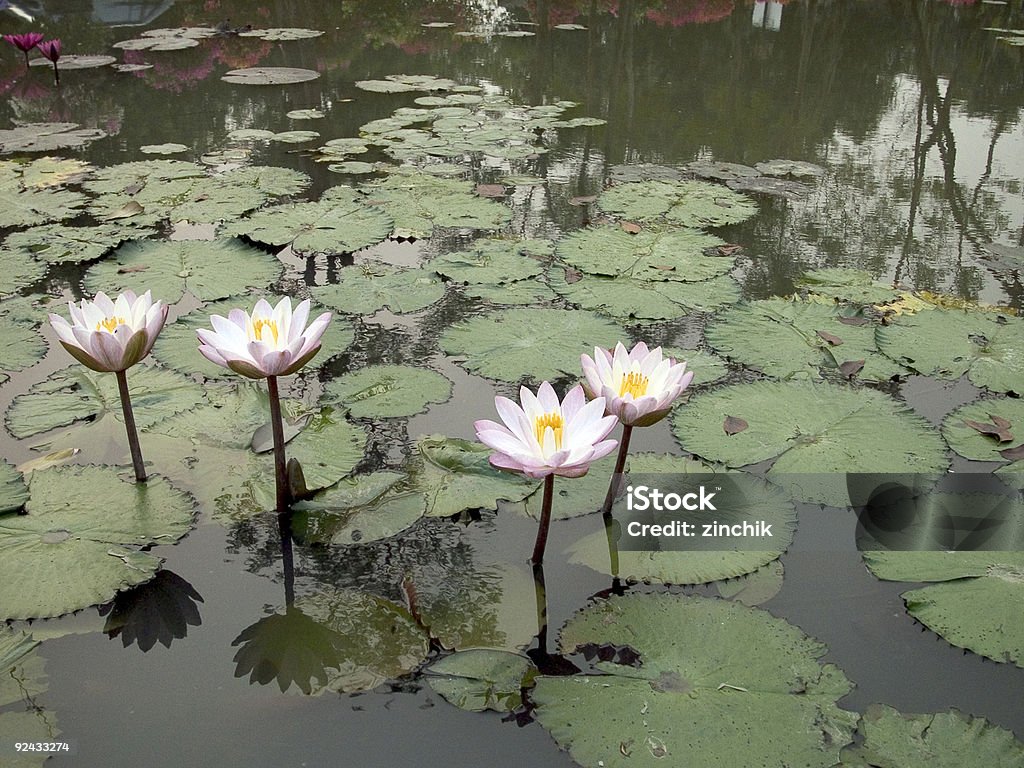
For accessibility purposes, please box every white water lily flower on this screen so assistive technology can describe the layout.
[475,381,618,479]
[49,290,168,372]
[581,341,694,427]
[197,297,331,379]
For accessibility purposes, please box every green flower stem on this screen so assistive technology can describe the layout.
[115,369,147,482]
[531,474,556,565]
[600,424,633,577]
[266,375,290,514]
[532,562,548,650]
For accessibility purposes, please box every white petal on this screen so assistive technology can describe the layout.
[536,381,559,413]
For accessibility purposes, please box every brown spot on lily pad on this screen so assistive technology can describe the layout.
[998,443,1024,461]
[475,183,506,198]
[838,316,870,327]
[564,267,583,284]
[723,415,748,435]
[963,418,1014,443]
[839,360,865,379]
[816,330,844,346]
[620,221,642,234]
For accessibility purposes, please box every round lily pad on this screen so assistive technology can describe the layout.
[430,238,549,284]
[327,161,379,175]
[672,381,948,506]
[426,650,537,712]
[140,143,189,155]
[532,593,856,768]
[0,122,106,154]
[322,364,452,418]
[597,180,758,227]
[0,462,28,514]
[877,309,1024,395]
[0,186,87,229]
[0,466,195,620]
[706,298,906,381]
[287,109,325,120]
[238,28,324,41]
[942,397,1024,468]
[798,268,902,305]
[439,307,624,383]
[662,347,728,387]
[312,265,446,315]
[3,223,153,264]
[30,54,116,70]
[221,67,320,85]
[84,239,282,303]
[269,130,320,144]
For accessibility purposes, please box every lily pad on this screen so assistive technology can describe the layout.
[839,704,1024,767]
[237,28,324,41]
[597,180,758,227]
[140,143,190,155]
[662,347,729,387]
[3,223,153,264]
[554,226,729,281]
[440,307,624,383]
[430,238,549,284]
[5,365,206,440]
[0,307,47,373]
[293,486,426,546]
[672,381,948,506]
[464,280,558,306]
[11,156,93,188]
[82,159,204,194]
[0,462,28,514]
[269,130,320,144]
[287,109,325,120]
[717,561,785,606]
[942,397,1024,467]
[0,466,194,620]
[227,192,393,255]
[0,629,41,704]
[311,264,446,315]
[0,711,61,766]
[326,161,380,175]
[84,239,282,303]
[798,268,902,305]
[725,176,811,201]
[0,123,107,154]
[322,364,452,419]
[29,54,116,70]
[532,593,856,768]
[0,186,87,228]
[685,160,760,182]
[0,251,46,295]
[426,650,537,712]
[221,67,320,85]
[877,309,1024,394]
[706,298,906,381]
[355,74,457,94]
[755,159,825,178]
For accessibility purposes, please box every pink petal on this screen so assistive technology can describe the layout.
[560,385,586,421]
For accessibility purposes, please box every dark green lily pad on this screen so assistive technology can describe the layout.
[464,280,558,306]
[0,466,195,620]
[440,307,624,383]
[672,381,948,506]
[430,238,550,284]
[84,239,282,303]
[532,593,856,768]
[312,264,446,315]
[942,397,1024,468]
[0,462,28,514]
[222,67,320,85]
[597,180,758,227]
[5,365,206,440]
[322,364,452,419]
[554,226,728,282]
[706,298,907,381]
[426,650,537,712]
[877,309,1024,394]
[3,223,154,264]
[798,268,902,305]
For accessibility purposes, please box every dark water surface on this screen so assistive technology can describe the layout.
[2,1,1024,766]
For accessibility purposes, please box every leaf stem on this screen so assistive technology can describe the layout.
[115,369,147,482]
[266,375,290,514]
[531,474,556,565]
[600,424,632,576]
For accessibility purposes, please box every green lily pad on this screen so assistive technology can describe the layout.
[877,309,1024,394]
[532,593,856,768]
[262,406,366,493]
[6,157,93,189]
[716,561,785,606]
[0,249,45,295]
[554,226,728,281]
[440,307,624,383]
[1,462,28,514]
[0,308,47,374]
[152,297,352,380]
[550,117,607,128]
[839,704,1024,767]
[942,397,1024,467]
[322,364,452,418]
[0,629,42,706]
[597,180,758,227]
[5,365,206,440]
[523,453,617,522]
[287,109,325,120]
[312,264,446,315]
[0,185,87,229]
[0,466,195,620]
[685,160,760,182]
[672,381,948,506]
[140,143,190,155]
[2,223,154,264]
[755,159,825,178]
[430,238,550,284]
[327,161,380,175]
[662,347,729,387]
[238,28,324,41]
[356,75,457,93]
[426,649,537,712]
[706,298,907,381]
[293,487,425,546]
[361,170,511,238]
[0,122,106,154]
[407,435,540,518]
[269,130,320,144]
[82,159,204,194]
[464,280,558,306]
[798,268,902,305]
[84,239,282,303]
[227,129,276,142]
[0,711,61,767]
[222,67,320,85]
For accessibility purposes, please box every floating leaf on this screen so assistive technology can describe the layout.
[717,561,784,606]
[355,75,456,93]
[440,307,624,383]
[0,122,106,154]
[16,448,80,475]
[0,306,47,373]
[140,143,189,155]
[815,330,843,346]
[0,249,45,295]
[877,309,1024,394]
[685,160,759,182]
[597,180,758,227]
[0,466,194,620]
[0,185,86,228]
[326,161,379,175]
[286,109,325,120]
[706,298,906,382]
[0,462,28,514]
[322,364,452,419]
[726,176,811,200]
[312,265,446,315]
[221,67,320,85]
[13,156,93,188]
[430,238,549,284]
[942,398,1024,466]
[755,159,825,178]
[661,347,729,387]
[29,54,116,70]
[426,650,537,712]
[464,280,558,306]
[293,487,425,546]
[2,223,153,264]
[274,407,367,492]
[269,130,320,144]
[532,594,856,768]
[1000,444,1024,462]
[672,381,948,506]
[84,239,282,303]
[723,415,748,435]
[798,268,901,305]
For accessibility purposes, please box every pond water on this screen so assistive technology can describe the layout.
[2,1,1024,767]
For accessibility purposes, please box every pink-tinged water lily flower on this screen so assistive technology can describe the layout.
[49,289,168,373]
[3,32,44,67]
[582,341,694,428]
[48,289,169,483]
[197,297,331,380]
[476,382,619,480]
[36,37,60,61]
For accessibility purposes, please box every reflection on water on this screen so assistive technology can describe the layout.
[100,570,204,652]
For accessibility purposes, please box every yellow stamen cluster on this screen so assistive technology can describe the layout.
[252,318,280,345]
[95,316,126,333]
[619,371,649,399]
[534,412,564,450]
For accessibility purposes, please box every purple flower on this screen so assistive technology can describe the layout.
[36,38,61,62]
[3,32,44,53]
